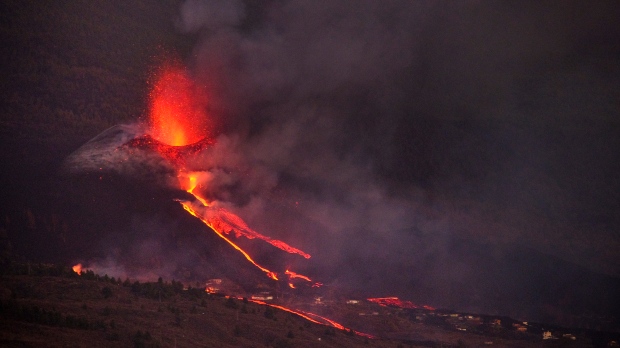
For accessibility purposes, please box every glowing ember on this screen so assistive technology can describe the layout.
[148,64,209,146]
[367,297,435,311]
[72,263,82,275]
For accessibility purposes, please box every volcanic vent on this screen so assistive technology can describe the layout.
[64,63,319,290]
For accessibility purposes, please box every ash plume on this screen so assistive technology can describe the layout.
[60,0,620,327]
[173,0,620,322]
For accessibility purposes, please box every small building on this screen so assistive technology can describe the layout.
[562,334,576,341]
[251,294,274,301]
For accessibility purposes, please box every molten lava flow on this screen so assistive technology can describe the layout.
[183,173,209,207]
[285,269,312,282]
[206,207,310,259]
[72,263,82,275]
[367,297,435,311]
[148,64,209,146]
[143,59,312,284]
[179,172,311,260]
[246,298,376,338]
[181,202,279,281]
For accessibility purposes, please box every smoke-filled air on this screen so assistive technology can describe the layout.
[59,0,620,329]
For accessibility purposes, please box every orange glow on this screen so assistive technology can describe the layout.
[247,298,376,339]
[367,297,435,311]
[143,59,312,286]
[288,283,296,289]
[285,269,312,282]
[148,64,209,146]
[182,173,209,207]
[181,202,278,281]
[72,263,82,275]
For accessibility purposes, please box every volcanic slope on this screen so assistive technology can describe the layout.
[3,264,615,348]
[0,268,393,348]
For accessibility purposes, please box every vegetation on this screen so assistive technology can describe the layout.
[0,262,410,347]
[0,1,195,145]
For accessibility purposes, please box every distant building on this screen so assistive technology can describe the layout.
[205,279,223,294]
[562,334,576,341]
[251,295,273,301]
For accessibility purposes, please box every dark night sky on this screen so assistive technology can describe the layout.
[1,0,620,327]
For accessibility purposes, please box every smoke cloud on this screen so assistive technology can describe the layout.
[171,0,620,320]
[64,0,620,324]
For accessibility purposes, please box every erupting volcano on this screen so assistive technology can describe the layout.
[63,60,437,339]
[138,63,315,284]
[147,63,210,147]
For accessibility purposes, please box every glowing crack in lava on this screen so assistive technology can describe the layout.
[146,63,311,282]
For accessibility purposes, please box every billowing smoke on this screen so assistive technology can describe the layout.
[64,0,620,325]
[171,0,620,322]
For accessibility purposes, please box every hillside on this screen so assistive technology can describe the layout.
[0,265,382,348]
[2,263,618,347]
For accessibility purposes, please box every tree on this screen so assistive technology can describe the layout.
[102,286,113,299]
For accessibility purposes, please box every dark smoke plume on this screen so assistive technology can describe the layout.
[172,0,620,323]
[65,0,620,326]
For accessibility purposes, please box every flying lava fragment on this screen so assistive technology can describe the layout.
[148,63,210,146]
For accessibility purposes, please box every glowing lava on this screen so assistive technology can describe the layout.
[367,297,435,311]
[142,59,312,283]
[72,263,82,275]
[148,64,209,146]
[180,202,279,281]
[245,298,376,339]
[285,269,312,282]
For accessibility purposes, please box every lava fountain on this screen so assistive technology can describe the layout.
[148,63,209,146]
[145,62,313,284]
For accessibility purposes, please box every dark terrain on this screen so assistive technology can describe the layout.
[1,1,620,343]
[2,264,618,347]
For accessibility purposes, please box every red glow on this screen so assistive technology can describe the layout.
[181,202,279,280]
[246,298,376,339]
[148,64,209,146]
[142,59,312,285]
[285,269,312,282]
[72,263,82,275]
[367,297,435,311]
